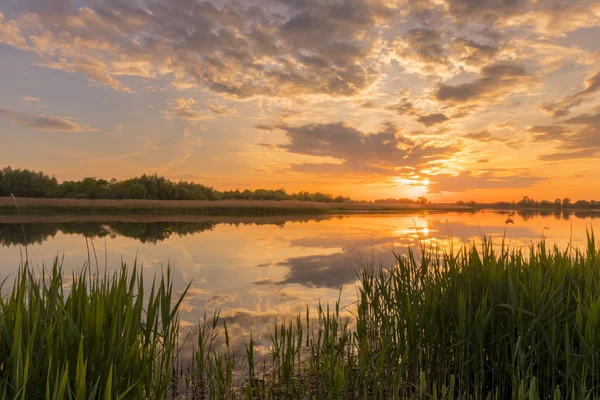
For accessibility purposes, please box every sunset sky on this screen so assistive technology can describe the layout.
[1,0,599,201]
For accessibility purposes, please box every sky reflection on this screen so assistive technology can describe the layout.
[0,211,597,361]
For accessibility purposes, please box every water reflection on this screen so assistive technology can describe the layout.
[0,211,598,361]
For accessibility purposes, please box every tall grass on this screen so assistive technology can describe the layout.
[2,234,600,399]
[187,234,600,399]
[0,260,188,399]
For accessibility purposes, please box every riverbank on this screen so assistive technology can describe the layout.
[0,197,477,215]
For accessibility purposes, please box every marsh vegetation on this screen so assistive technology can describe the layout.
[2,235,600,399]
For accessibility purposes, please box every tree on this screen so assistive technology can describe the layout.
[563,198,571,207]
[126,183,148,199]
[417,197,427,204]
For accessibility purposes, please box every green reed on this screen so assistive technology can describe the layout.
[0,259,188,400]
[2,233,600,399]
[187,233,600,399]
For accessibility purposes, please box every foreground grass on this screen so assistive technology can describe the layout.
[0,262,188,399]
[2,235,600,399]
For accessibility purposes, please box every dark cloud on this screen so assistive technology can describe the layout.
[526,125,569,142]
[435,62,536,108]
[254,124,280,131]
[163,98,212,122]
[542,70,600,117]
[447,38,500,68]
[277,250,396,288]
[275,122,459,177]
[417,113,449,127]
[0,109,96,132]
[359,101,378,109]
[385,93,451,127]
[535,109,600,160]
[394,28,449,76]
[386,99,418,116]
[1,0,394,98]
[276,254,357,288]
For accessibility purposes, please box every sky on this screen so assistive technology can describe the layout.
[0,0,599,202]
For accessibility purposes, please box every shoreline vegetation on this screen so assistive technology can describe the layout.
[2,237,600,399]
[0,197,481,215]
[2,167,600,215]
[2,197,600,216]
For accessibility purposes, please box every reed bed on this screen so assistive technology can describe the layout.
[186,234,600,399]
[0,197,475,216]
[0,260,188,399]
[2,235,600,399]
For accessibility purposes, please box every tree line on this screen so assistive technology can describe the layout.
[0,167,353,203]
[459,196,600,210]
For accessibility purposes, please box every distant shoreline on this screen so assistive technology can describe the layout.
[1,197,600,216]
[0,197,476,215]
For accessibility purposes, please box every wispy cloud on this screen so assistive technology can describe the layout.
[542,70,600,117]
[0,109,96,132]
[163,98,212,122]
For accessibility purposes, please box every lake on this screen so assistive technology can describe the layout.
[1,210,598,359]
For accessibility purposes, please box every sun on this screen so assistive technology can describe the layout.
[394,177,431,198]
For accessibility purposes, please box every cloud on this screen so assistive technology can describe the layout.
[542,70,600,117]
[0,108,96,132]
[538,148,599,161]
[385,92,451,126]
[443,0,529,23]
[504,1,600,36]
[359,101,378,109]
[428,170,544,193]
[463,120,523,148]
[446,37,500,69]
[0,12,28,48]
[386,98,418,116]
[534,109,600,160]
[435,62,536,108]
[20,96,40,102]
[274,121,459,178]
[276,253,358,288]
[163,98,212,122]
[209,104,239,116]
[393,28,450,77]
[465,130,517,147]
[417,113,449,127]
[526,125,569,142]
[0,0,395,98]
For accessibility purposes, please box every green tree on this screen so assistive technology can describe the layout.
[126,183,148,199]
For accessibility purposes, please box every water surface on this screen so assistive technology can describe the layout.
[1,210,598,358]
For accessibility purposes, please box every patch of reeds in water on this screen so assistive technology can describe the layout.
[0,261,188,399]
[186,234,600,399]
[2,234,600,399]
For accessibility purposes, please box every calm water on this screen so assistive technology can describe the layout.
[1,210,598,357]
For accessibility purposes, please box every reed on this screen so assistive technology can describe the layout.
[187,233,600,399]
[0,259,188,399]
[2,234,600,399]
